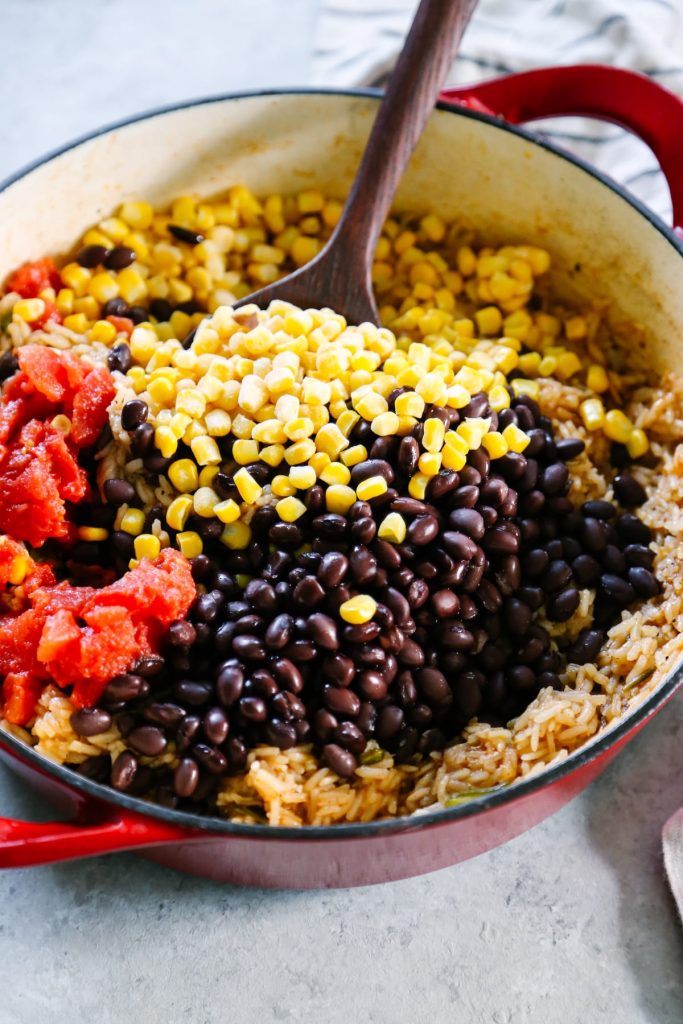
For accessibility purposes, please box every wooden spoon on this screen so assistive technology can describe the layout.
[236,0,478,325]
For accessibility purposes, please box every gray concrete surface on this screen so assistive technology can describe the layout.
[0,3,682,1022]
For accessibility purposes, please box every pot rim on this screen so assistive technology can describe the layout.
[1,85,681,841]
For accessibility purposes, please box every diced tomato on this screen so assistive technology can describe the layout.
[0,421,88,546]
[0,549,196,710]
[106,316,134,337]
[70,365,116,446]
[30,300,61,329]
[6,258,62,299]
[1,672,45,725]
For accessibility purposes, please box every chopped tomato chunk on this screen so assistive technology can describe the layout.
[1,672,45,725]
[6,258,62,299]
[0,549,196,720]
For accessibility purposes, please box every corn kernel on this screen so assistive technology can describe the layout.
[192,486,220,517]
[587,364,609,393]
[63,313,89,333]
[339,595,377,625]
[482,432,509,459]
[13,298,46,322]
[134,533,161,560]
[77,526,109,542]
[120,508,146,536]
[277,463,310,491]
[341,444,367,467]
[510,379,540,400]
[61,263,92,296]
[259,444,285,468]
[276,496,307,522]
[326,484,357,514]
[320,462,351,486]
[7,555,29,586]
[626,428,649,459]
[198,466,218,488]
[580,397,606,431]
[214,499,241,524]
[175,389,206,418]
[191,435,222,466]
[221,521,252,550]
[408,473,429,500]
[284,417,315,442]
[89,272,120,305]
[177,531,203,558]
[272,475,296,498]
[355,391,388,420]
[604,409,634,444]
[336,409,361,438]
[232,439,260,465]
[394,391,425,418]
[555,351,583,381]
[565,315,587,340]
[356,475,388,501]
[285,439,317,465]
[315,423,349,458]
[205,409,232,436]
[502,423,530,453]
[117,267,147,305]
[166,495,193,531]
[442,446,467,472]
[119,201,154,230]
[370,412,400,437]
[446,384,472,410]
[415,373,447,405]
[155,425,178,459]
[423,418,445,453]
[377,512,407,544]
[233,467,262,503]
[239,374,268,414]
[488,385,511,412]
[457,418,489,450]
[475,306,503,336]
[51,414,71,436]
[168,459,199,493]
[418,452,442,476]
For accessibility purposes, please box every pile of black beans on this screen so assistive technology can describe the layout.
[69,390,659,810]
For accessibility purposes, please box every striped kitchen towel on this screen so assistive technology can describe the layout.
[312,0,683,223]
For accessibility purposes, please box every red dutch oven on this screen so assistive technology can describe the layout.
[0,65,682,888]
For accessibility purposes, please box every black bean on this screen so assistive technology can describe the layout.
[193,744,228,775]
[430,589,460,618]
[406,515,439,546]
[174,758,200,798]
[624,544,654,569]
[540,463,569,496]
[600,573,636,605]
[572,553,601,586]
[332,721,366,756]
[350,459,395,487]
[438,622,474,651]
[566,629,605,664]
[135,655,165,678]
[104,246,137,270]
[128,725,167,757]
[121,399,149,432]
[312,514,348,538]
[582,499,616,520]
[504,598,532,634]
[483,525,519,554]
[522,549,549,578]
[232,635,267,660]
[398,436,420,476]
[307,612,339,650]
[323,744,357,777]
[613,473,647,508]
[103,477,136,505]
[555,438,585,461]
[264,719,297,750]
[175,680,213,706]
[76,243,109,267]
[203,707,229,745]
[442,531,477,560]
[176,715,202,752]
[168,224,205,245]
[547,587,580,621]
[616,514,651,545]
[293,576,326,606]
[518,586,545,611]
[323,685,360,717]
[508,665,537,691]
[603,545,626,574]
[0,351,19,381]
[454,672,482,717]
[103,673,149,703]
[357,671,388,701]
[426,471,460,501]
[269,522,303,546]
[627,567,659,598]
[111,751,138,790]
[322,653,356,688]
[416,668,451,704]
[543,559,573,593]
[149,298,174,322]
[142,701,186,730]
[582,517,609,552]
[70,708,112,737]
[131,422,154,459]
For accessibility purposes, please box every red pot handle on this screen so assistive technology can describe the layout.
[440,64,683,231]
[0,808,197,868]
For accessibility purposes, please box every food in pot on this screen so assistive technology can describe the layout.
[0,186,679,826]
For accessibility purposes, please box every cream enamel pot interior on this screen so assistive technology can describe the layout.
[1,73,683,888]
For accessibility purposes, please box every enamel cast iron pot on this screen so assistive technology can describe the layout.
[0,65,682,888]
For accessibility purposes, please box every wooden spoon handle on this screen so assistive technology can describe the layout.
[330,0,478,271]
